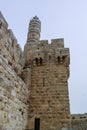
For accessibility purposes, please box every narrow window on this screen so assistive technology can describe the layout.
[49,55,51,60]
[35,58,38,65]
[58,56,60,63]
[0,22,2,29]
[80,117,82,119]
[40,57,42,65]
[34,118,40,130]
[72,117,75,119]
[62,56,66,62]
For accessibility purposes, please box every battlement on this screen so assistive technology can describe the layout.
[24,37,70,68]
[71,113,87,121]
[0,11,8,28]
[51,38,64,48]
[39,38,64,47]
[24,16,68,68]
[70,113,87,129]
[0,12,17,44]
[0,12,23,76]
[40,40,48,45]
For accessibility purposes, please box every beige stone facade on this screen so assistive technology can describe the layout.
[24,16,70,130]
[0,12,29,130]
[0,12,87,130]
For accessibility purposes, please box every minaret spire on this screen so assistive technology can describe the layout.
[27,16,41,43]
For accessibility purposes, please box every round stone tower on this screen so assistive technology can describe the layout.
[27,16,41,43]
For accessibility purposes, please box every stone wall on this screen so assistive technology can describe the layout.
[27,63,70,130]
[0,12,23,76]
[70,113,87,129]
[0,12,29,130]
[61,113,87,129]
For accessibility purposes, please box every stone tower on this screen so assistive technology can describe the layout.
[24,16,70,130]
[27,16,41,43]
[1,12,87,130]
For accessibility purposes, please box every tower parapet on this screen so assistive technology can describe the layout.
[0,11,8,29]
[24,37,70,72]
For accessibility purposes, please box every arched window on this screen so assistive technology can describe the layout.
[58,56,60,63]
[49,55,51,60]
[62,56,66,62]
[40,57,42,65]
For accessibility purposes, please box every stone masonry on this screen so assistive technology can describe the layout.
[0,12,87,130]
[0,11,29,130]
[24,16,70,130]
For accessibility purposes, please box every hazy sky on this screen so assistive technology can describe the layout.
[0,0,87,114]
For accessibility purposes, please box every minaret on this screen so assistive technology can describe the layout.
[27,16,41,43]
[24,16,41,67]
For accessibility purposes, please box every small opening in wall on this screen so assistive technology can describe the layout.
[22,111,24,115]
[8,77,10,81]
[3,55,6,58]
[19,108,22,111]
[62,56,66,60]
[0,22,2,29]
[35,58,38,65]
[43,78,45,86]
[58,56,60,63]
[40,57,42,65]
[80,117,82,119]
[72,117,75,119]
[41,43,43,46]
[49,55,51,60]
[34,118,40,130]
[8,61,12,66]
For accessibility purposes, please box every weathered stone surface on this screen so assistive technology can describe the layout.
[0,12,87,130]
[0,12,29,130]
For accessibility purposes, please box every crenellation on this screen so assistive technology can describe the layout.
[71,113,87,120]
[0,25,23,76]
[24,39,69,68]
[51,38,64,48]
[0,11,8,29]
[8,29,17,43]
[40,40,48,45]
[70,114,87,129]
